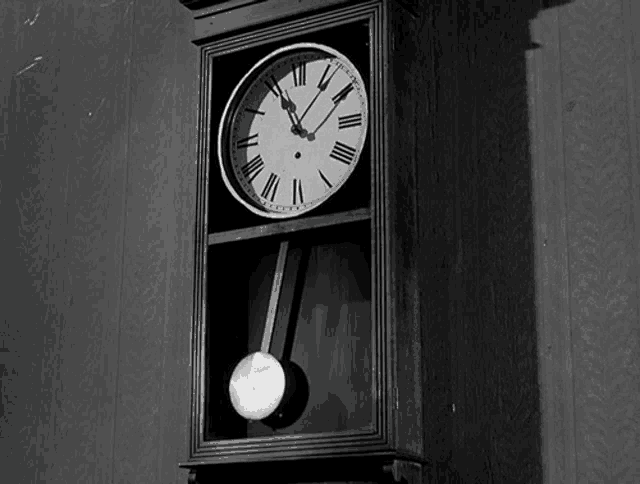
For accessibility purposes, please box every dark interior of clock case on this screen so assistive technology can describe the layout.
[205,220,373,440]
[206,19,371,234]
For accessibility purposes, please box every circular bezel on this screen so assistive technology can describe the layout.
[217,42,369,219]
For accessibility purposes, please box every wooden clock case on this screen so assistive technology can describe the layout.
[179,1,433,482]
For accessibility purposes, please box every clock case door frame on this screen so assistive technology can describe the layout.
[184,0,425,468]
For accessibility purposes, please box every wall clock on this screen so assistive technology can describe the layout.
[217,42,369,219]
[178,1,434,483]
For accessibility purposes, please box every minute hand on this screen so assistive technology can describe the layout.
[298,65,339,124]
[305,102,341,142]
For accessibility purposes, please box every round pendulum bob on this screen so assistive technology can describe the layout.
[228,240,309,428]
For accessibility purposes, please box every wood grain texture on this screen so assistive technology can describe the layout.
[386,2,425,458]
[529,7,578,484]
[418,1,458,473]
[625,9,640,472]
[429,0,547,481]
[625,0,640,331]
[192,0,351,42]
[559,0,640,482]
[207,208,371,245]
[113,0,196,483]
[0,1,132,482]
[625,0,640,309]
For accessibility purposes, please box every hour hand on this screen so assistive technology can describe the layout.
[280,90,297,113]
[282,91,307,137]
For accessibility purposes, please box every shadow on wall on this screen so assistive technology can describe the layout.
[420,0,574,483]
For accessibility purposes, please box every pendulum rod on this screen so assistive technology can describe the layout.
[260,240,289,353]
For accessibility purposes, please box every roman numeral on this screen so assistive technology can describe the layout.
[292,178,304,205]
[264,76,282,98]
[260,172,280,202]
[240,154,264,183]
[236,133,258,149]
[291,62,306,87]
[317,63,339,91]
[317,64,331,89]
[332,83,353,104]
[329,141,357,165]
[245,107,265,116]
[338,113,362,130]
[318,169,333,189]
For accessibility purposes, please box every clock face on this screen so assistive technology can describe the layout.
[217,43,369,219]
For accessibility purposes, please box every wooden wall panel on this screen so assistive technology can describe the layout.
[112,0,196,482]
[627,0,640,290]
[0,1,132,482]
[559,0,640,482]
[529,7,578,484]
[1,1,196,483]
[530,0,640,482]
[427,0,640,480]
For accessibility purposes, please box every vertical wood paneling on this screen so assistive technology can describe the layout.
[529,7,578,484]
[421,3,458,476]
[625,0,640,310]
[439,2,544,482]
[624,8,640,462]
[0,1,132,483]
[558,0,640,482]
[418,1,457,475]
[113,0,196,482]
[42,4,133,480]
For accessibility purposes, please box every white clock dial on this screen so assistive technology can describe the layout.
[217,43,368,219]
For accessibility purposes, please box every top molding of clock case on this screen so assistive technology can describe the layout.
[177,0,356,42]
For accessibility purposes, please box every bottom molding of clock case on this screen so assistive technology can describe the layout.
[183,454,426,484]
